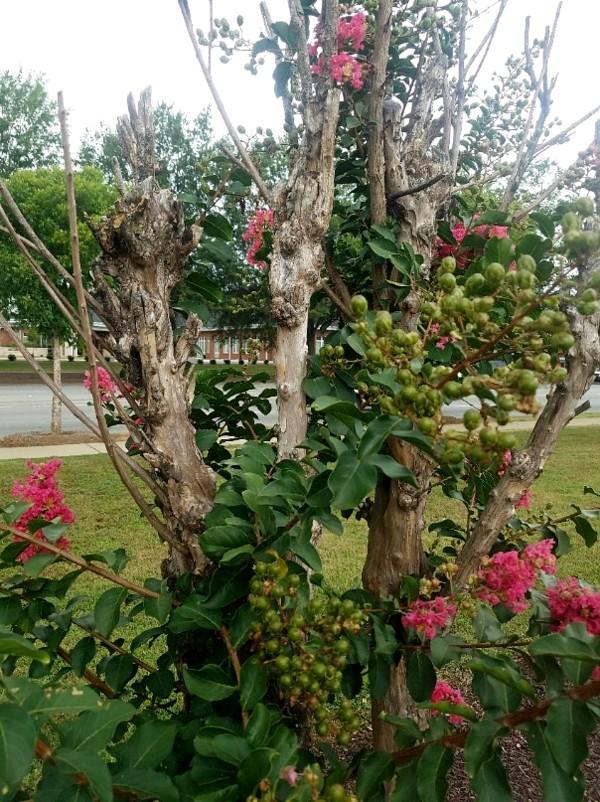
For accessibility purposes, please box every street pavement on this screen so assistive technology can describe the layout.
[1,380,599,440]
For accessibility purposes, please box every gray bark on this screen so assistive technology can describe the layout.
[90,90,216,576]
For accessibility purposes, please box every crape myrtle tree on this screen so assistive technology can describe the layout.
[0,2,600,801]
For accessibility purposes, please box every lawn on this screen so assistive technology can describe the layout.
[0,425,598,596]
[0,359,90,373]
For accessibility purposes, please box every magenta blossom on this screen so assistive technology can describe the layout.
[402,596,457,640]
[11,460,74,561]
[83,367,118,403]
[242,208,274,270]
[430,681,470,726]
[547,577,600,636]
[515,489,533,510]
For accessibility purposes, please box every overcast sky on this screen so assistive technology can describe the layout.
[0,1,598,165]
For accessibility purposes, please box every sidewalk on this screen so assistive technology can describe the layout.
[0,441,125,461]
[0,415,597,461]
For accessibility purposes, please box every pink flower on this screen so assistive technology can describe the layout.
[474,539,555,614]
[338,12,367,51]
[523,539,556,574]
[430,323,441,334]
[515,489,532,510]
[497,450,513,477]
[242,208,274,270]
[330,53,364,89]
[430,681,469,726]
[547,577,600,635]
[83,367,118,403]
[591,665,600,681]
[11,460,74,561]
[402,596,457,640]
[281,766,299,786]
[435,335,450,350]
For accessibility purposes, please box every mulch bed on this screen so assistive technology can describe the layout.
[0,432,126,448]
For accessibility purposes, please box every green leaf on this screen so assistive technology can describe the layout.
[473,606,504,643]
[371,224,396,243]
[529,211,555,239]
[464,719,504,779]
[113,720,176,770]
[417,743,453,802]
[368,653,391,699]
[19,685,105,717]
[546,699,596,775]
[112,769,179,802]
[195,732,250,767]
[240,659,268,710]
[406,652,436,702]
[328,451,378,509]
[356,751,394,801]
[94,587,127,638]
[271,20,298,48]
[470,654,535,698]
[104,654,137,693]
[202,213,233,242]
[273,61,293,97]
[143,590,172,624]
[54,749,113,802]
[367,238,398,258]
[237,748,274,797]
[0,597,21,626]
[573,515,598,547]
[61,700,135,753]
[527,722,584,802]
[169,595,223,633]
[184,665,237,701]
[0,629,50,663]
[484,236,513,268]
[2,500,30,525]
[0,703,36,792]
[529,633,599,662]
[470,751,513,802]
[430,635,465,668]
[367,453,416,484]
[22,552,57,577]
[252,37,279,57]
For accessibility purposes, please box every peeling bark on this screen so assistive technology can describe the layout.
[270,1,340,460]
[90,90,215,577]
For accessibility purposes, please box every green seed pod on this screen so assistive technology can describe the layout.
[485,262,506,287]
[463,409,481,430]
[351,294,368,317]
[517,254,537,273]
[574,197,595,217]
[438,272,457,292]
[561,211,581,232]
[439,255,457,274]
[374,310,393,335]
[465,273,485,296]
[517,370,538,395]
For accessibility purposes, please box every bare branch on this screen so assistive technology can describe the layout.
[388,172,447,202]
[534,103,600,157]
[177,0,272,203]
[450,0,469,176]
[465,0,509,86]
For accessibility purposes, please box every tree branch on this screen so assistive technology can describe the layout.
[177,0,272,203]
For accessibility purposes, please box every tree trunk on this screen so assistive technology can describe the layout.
[51,332,62,434]
[363,441,434,752]
[90,91,216,577]
[270,0,340,460]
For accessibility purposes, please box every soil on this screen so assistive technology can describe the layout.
[0,432,127,448]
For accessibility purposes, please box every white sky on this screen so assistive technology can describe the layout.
[0,0,598,165]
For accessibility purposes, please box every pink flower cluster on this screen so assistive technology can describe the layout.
[474,539,556,613]
[83,367,118,403]
[497,450,512,477]
[309,11,367,89]
[242,208,274,270]
[430,680,468,726]
[11,460,74,562]
[547,577,600,636]
[515,488,533,510]
[435,218,509,268]
[402,596,457,639]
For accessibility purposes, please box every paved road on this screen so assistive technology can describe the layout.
[1,381,599,437]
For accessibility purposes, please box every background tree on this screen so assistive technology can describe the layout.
[0,167,114,431]
[0,70,60,176]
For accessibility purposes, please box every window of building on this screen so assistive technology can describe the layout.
[197,336,209,357]
[231,337,240,355]
[218,337,229,357]
[316,336,326,353]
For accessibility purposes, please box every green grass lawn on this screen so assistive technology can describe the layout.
[0,425,598,596]
[0,359,90,373]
